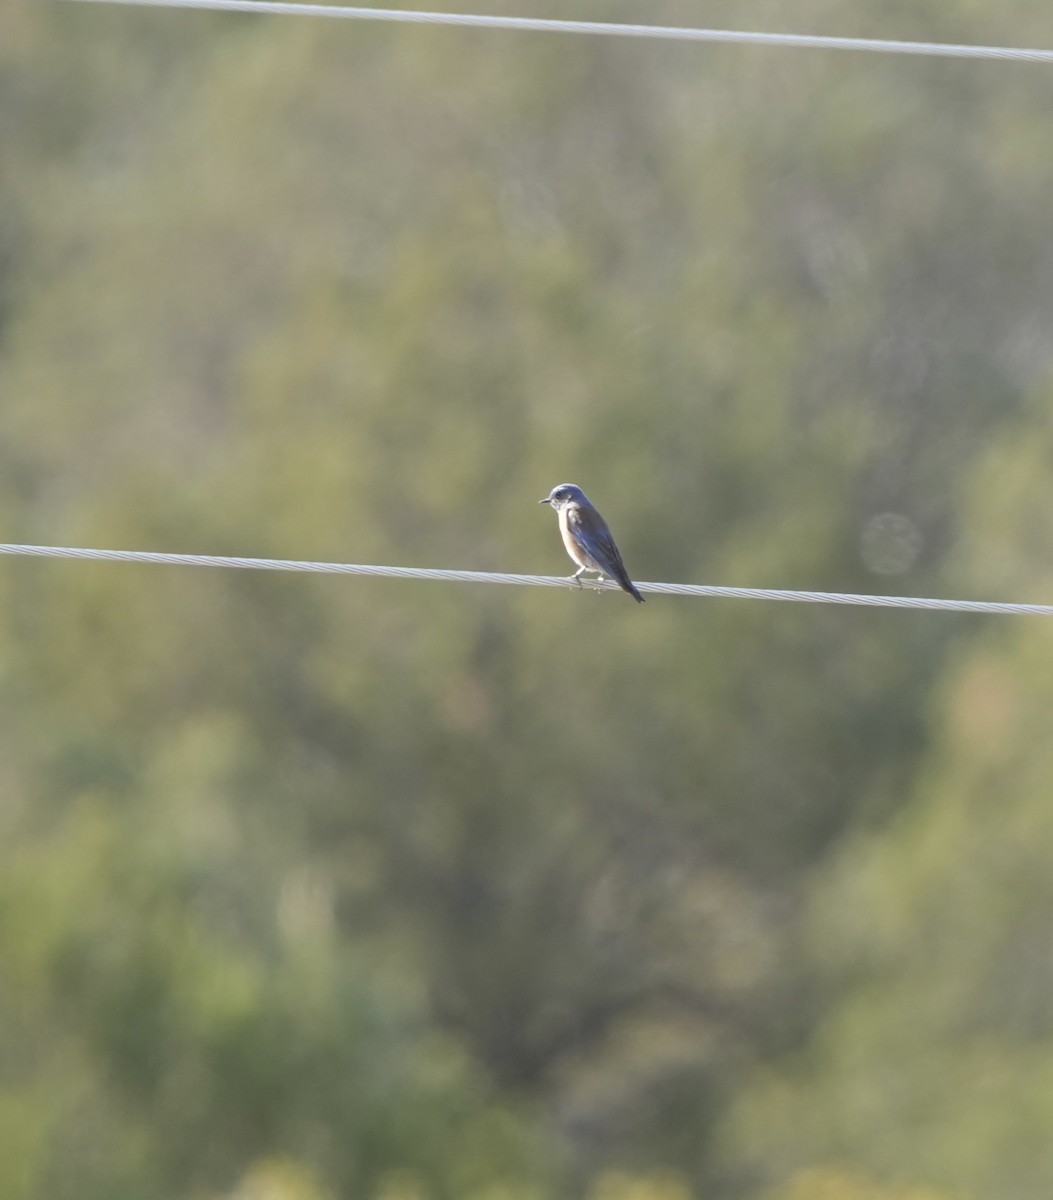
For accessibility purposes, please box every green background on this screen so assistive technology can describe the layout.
[2,2,1052,1197]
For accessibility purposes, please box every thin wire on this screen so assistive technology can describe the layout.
[58,0,1053,65]
[1,542,1049,617]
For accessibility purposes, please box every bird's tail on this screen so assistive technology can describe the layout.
[620,576,645,603]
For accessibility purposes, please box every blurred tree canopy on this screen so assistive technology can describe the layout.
[2,1,1053,1197]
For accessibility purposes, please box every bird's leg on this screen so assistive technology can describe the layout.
[569,567,611,594]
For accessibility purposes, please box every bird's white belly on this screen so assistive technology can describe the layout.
[558,508,596,570]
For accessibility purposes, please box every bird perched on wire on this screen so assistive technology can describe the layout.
[539,483,645,603]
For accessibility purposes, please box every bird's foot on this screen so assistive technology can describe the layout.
[569,570,609,594]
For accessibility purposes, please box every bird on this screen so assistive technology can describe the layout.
[539,483,645,603]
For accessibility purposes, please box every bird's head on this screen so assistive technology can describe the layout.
[538,483,587,510]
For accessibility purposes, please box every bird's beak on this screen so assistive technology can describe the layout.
[538,497,551,505]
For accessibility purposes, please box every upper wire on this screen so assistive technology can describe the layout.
[58,0,1053,65]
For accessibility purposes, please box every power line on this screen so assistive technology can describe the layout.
[58,0,1053,65]
[1,542,1049,617]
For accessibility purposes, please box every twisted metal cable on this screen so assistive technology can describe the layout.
[1,543,1049,616]
[58,0,1053,65]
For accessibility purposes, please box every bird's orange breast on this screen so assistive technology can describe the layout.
[558,505,592,569]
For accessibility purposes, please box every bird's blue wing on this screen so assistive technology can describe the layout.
[567,503,625,574]
[565,501,644,601]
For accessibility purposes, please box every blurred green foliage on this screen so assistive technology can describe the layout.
[2,1,1052,1196]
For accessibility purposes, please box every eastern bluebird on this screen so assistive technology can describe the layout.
[539,483,645,603]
